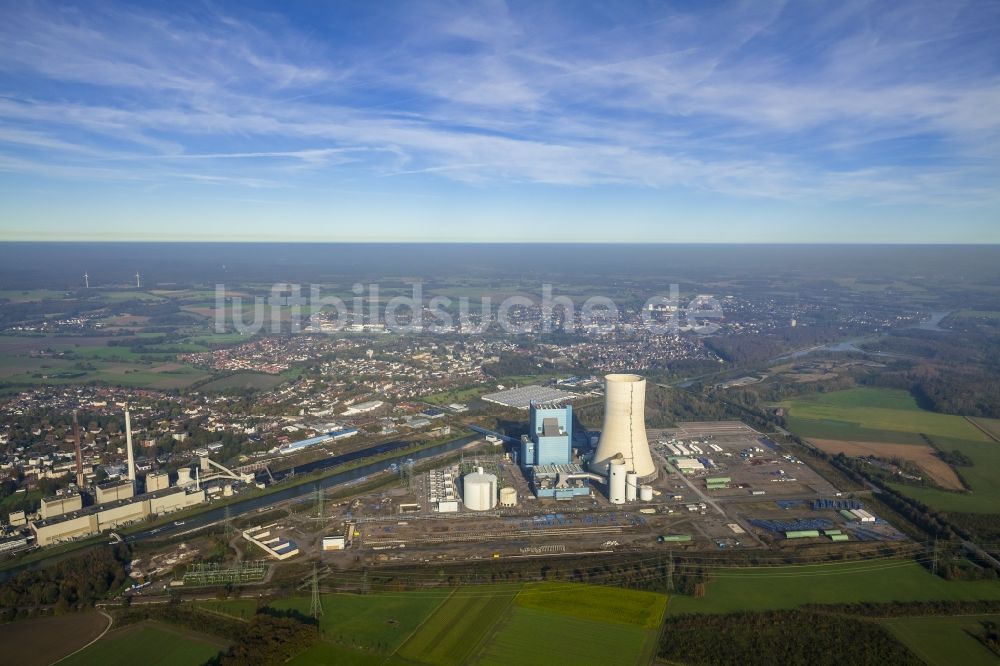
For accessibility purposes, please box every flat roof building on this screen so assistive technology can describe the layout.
[482,385,576,410]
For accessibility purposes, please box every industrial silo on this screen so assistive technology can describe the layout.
[499,487,518,507]
[608,459,627,504]
[639,485,654,501]
[589,374,657,481]
[463,467,497,511]
[625,471,638,502]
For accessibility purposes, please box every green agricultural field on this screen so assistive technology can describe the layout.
[96,290,166,302]
[780,388,989,443]
[185,332,253,345]
[475,606,654,666]
[968,417,1000,441]
[881,614,1000,666]
[198,372,287,392]
[395,585,521,665]
[423,385,490,405]
[195,598,259,620]
[669,560,1000,615]
[514,582,666,629]
[287,641,386,666]
[954,309,1000,320]
[60,621,225,666]
[270,590,448,654]
[91,364,212,390]
[67,346,174,361]
[0,289,71,303]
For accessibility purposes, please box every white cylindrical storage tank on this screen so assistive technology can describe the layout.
[608,459,627,504]
[177,467,192,486]
[590,374,657,480]
[463,467,497,511]
[499,487,517,507]
[625,472,638,502]
[639,485,653,502]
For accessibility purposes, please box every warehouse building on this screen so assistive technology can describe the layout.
[482,385,575,410]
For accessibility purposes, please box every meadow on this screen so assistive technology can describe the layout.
[197,372,287,392]
[513,582,666,629]
[881,613,1000,666]
[475,607,653,666]
[287,641,386,665]
[780,388,989,443]
[195,598,259,620]
[270,589,449,654]
[668,560,1000,615]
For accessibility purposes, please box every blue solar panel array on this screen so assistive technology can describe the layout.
[751,518,835,533]
[811,498,863,511]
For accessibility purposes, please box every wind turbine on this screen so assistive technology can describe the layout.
[135,272,141,288]
[83,273,89,289]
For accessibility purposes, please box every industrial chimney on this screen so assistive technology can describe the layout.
[125,405,136,484]
[72,411,85,487]
[589,374,656,480]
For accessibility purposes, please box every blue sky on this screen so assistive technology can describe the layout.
[0,0,998,242]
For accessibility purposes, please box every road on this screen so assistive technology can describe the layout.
[665,460,725,516]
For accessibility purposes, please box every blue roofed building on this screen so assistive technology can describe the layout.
[518,402,590,498]
[521,402,572,467]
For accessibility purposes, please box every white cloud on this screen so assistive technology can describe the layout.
[0,0,997,208]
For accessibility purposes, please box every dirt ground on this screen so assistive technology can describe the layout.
[810,438,965,490]
[0,610,110,666]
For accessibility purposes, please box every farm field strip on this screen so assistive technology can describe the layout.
[668,560,1000,615]
[395,585,520,666]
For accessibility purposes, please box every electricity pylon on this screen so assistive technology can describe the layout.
[310,562,323,618]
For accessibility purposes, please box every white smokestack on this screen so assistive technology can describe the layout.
[590,374,656,480]
[125,406,136,483]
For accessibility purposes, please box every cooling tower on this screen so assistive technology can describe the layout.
[590,374,657,480]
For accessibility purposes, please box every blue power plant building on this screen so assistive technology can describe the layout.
[520,402,593,499]
[521,402,572,467]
